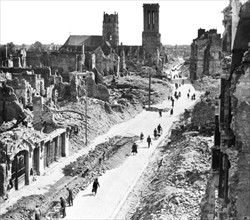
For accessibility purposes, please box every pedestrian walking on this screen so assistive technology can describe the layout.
[140,132,144,141]
[154,128,158,139]
[66,187,73,206]
[170,108,173,115]
[131,142,138,155]
[187,93,190,99]
[34,205,41,220]
[60,197,66,218]
[159,109,162,117]
[178,91,181,98]
[182,79,184,85]
[92,178,100,195]
[157,124,162,135]
[172,99,175,107]
[147,135,152,148]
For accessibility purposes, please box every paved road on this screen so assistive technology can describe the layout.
[63,80,198,220]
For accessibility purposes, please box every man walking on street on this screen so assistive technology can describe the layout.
[60,197,66,218]
[34,205,41,220]
[92,178,100,195]
[147,135,152,148]
[131,142,138,155]
[66,187,73,206]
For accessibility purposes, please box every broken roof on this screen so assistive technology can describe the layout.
[62,35,102,49]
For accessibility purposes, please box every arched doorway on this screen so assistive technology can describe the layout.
[11,150,28,190]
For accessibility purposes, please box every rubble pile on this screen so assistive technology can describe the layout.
[127,123,213,220]
[191,76,220,135]
[105,75,172,106]
[63,135,137,176]
[193,76,220,101]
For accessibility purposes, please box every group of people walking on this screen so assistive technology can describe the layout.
[132,123,163,155]
[57,180,100,218]
[187,89,196,100]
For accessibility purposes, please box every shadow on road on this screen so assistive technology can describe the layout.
[82,193,94,197]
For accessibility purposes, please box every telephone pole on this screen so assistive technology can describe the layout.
[85,82,88,145]
[148,71,151,108]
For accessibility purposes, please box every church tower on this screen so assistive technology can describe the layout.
[102,12,119,48]
[142,4,161,55]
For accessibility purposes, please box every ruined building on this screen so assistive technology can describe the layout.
[190,28,222,81]
[0,46,27,68]
[0,80,69,196]
[204,0,250,219]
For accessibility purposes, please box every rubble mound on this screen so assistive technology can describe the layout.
[130,135,212,220]
[191,76,220,135]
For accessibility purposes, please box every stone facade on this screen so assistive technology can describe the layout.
[102,12,119,48]
[0,126,68,196]
[142,4,161,56]
[190,29,222,81]
[207,1,250,219]
[0,47,26,69]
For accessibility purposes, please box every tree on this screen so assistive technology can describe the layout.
[7,42,16,54]
[29,41,43,52]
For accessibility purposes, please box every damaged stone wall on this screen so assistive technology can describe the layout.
[26,50,85,80]
[190,29,222,81]
[94,47,120,76]
[227,46,250,220]
[213,1,250,219]
[0,83,26,124]
[0,67,52,88]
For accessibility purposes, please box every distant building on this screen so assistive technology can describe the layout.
[190,28,222,81]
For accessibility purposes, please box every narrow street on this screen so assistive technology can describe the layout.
[63,79,198,220]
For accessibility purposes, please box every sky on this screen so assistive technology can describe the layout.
[0,0,246,46]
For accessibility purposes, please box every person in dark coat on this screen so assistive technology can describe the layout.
[34,205,41,220]
[159,109,162,117]
[187,93,190,99]
[92,178,100,195]
[66,187,73,206]
[154,128,158,139]
[157,124,162,135]
[171,99,175,107]
[131,143,138,155]
[147,135,152,148]
[140,132,144,141]
[60,197,66,218]
[170,108,174,115]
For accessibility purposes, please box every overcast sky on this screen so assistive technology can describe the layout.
[0,0,245,46]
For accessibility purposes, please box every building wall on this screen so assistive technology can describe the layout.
[213,1,250,219]
[102,12,119,48]
[142,4,161,55]
[190,29,222,80]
